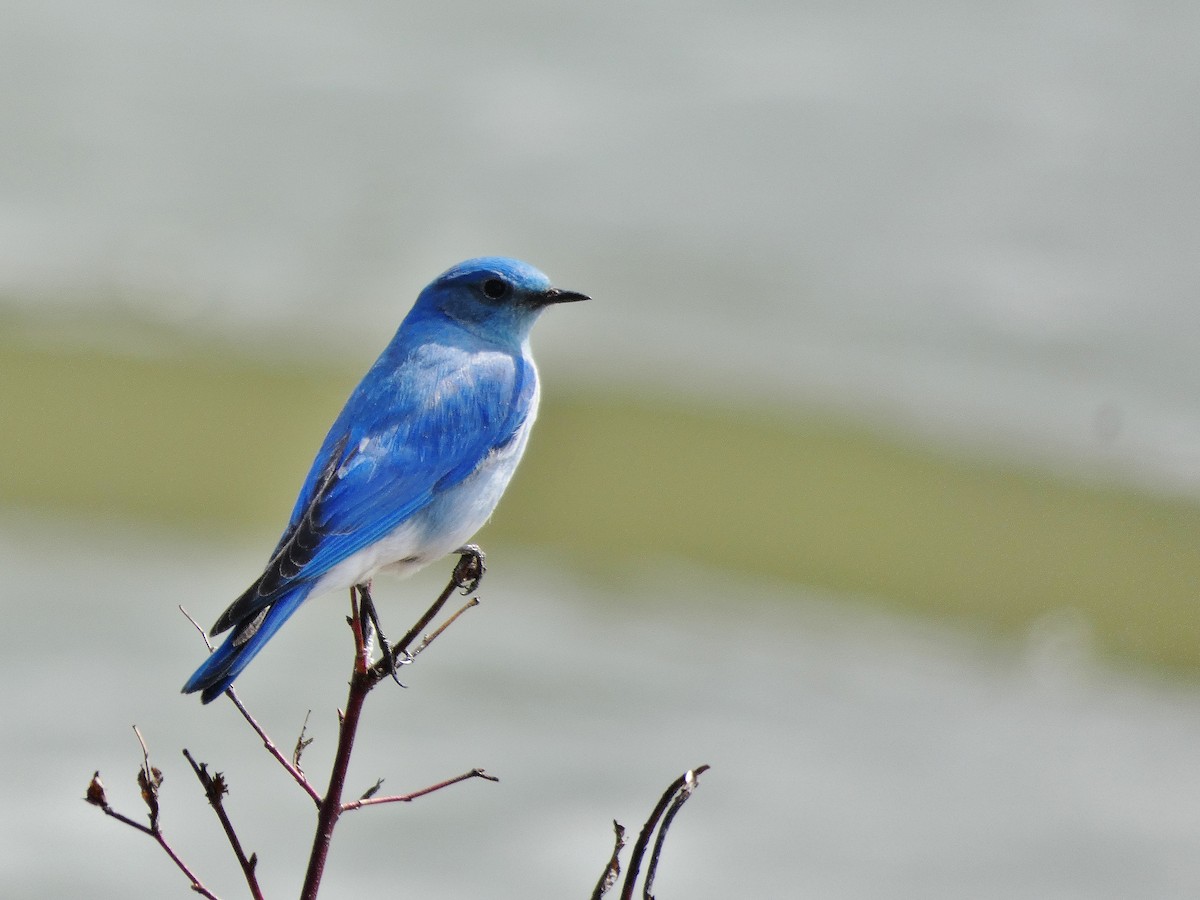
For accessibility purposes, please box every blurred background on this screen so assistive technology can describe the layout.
[5,1,1200,897]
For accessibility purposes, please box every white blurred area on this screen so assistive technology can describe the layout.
[2,0,1199,491]
[9,516,1200,899]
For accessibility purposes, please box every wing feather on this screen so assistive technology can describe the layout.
[209,345,535,635]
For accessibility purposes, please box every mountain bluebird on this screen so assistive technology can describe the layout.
[183,257,587,702]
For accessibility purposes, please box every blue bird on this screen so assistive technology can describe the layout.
[183,257,587,702]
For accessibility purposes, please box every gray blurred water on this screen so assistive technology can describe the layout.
[8,517,1200,899]
[2,0,1200,492]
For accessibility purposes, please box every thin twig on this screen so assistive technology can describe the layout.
[182,601,323,805]
[179,605,214,651]
[85,767,220,899]
[643,767,707,900]
[182,749,264,900]
[88,783,155,836]
[366,572,462,684]
[358,778,384,801]
[228,689,323,806]
[151,829,222,900]
[619,766,710,900]
[293,710,314,771]
[99,555,491,900]
[133,726,162,829]
[411,597,480,659]
[591,821,627,900]
[301,554,490,900]
[299,586,374,900]
[341,768,498,812]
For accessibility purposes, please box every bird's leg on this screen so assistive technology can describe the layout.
[452,544,486,594]
[354,581,379,650]
[356,581,406,686]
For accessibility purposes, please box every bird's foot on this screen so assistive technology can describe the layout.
[452,544,486,594]
[356,581,407,687]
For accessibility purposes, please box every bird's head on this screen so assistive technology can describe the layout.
[415,257,588,345]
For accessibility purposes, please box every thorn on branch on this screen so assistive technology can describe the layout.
[359,778,384,801]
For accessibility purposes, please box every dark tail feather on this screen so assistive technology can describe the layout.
[182,584,312,703]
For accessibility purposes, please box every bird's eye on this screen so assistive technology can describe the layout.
[481,278,510,301]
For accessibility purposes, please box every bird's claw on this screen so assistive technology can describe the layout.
[452,544,486,594]
[380,648,411,687]
[356,582,408,687]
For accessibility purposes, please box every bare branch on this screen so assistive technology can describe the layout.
[411,597,480,659]
[85,771,153,835]
[85,760,221,899]
[302,552,492,899]
[182,749,264,900]
[293,710,314,771]
[226,687,322,806]
[299,586,373,900]
[366,571,461,684]
[151,829,222,900]
[619,766,710,900]
[181,602,323,805]
[341,768,499,813]
[133,726,163,830]
[179,605,214,651]
[130,550,503,900]
[643,767,707,900]
[591,820,627,900]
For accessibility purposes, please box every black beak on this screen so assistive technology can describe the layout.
[539,286,590,305]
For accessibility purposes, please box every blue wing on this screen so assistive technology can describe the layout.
[211,343,536,635]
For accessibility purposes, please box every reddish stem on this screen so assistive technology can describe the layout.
[299,587,373,900]
[341,768,498,812]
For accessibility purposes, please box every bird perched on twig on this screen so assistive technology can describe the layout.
[183,257,587,702]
